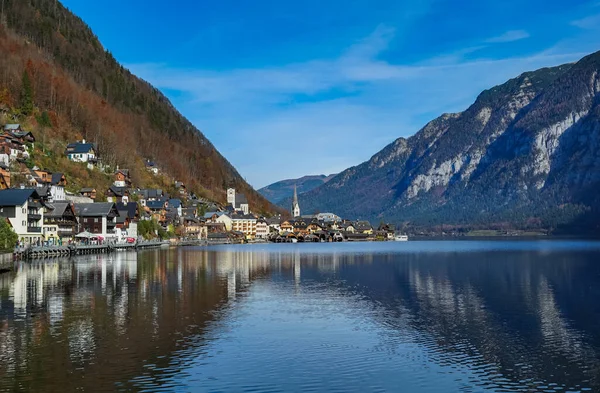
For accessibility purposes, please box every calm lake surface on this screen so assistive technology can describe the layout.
[2,241,600,392]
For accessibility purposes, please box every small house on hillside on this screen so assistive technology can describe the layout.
[65,140,97,163]
[106,186,129,203]
[145,160,159,174]
[79,188,97,200]
[146,200,169,224]
[114,169,131,187]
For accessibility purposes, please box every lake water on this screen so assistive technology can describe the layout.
[1,241,600,392]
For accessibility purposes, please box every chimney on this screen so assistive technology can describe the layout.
[82,139,86,144]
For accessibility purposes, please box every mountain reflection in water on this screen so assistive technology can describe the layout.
[1,241,600,392]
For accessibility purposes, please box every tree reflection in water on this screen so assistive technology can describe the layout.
[0,242,599,392]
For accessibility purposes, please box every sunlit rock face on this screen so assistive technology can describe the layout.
[297,52,600,232]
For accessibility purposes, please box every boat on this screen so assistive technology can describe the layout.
[394,234,408,241]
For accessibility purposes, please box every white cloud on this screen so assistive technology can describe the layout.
[484,30,530,43]
[571,13,600,29]
[127,27,592,187]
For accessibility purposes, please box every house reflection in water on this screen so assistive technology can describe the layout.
[0,244,599,392]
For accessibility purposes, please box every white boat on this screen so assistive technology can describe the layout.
[394,235,408,241]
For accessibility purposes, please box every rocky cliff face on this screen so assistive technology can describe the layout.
[296,51,600,233]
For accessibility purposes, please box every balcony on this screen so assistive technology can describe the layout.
[28,227,41,233]
[28,214,42,221]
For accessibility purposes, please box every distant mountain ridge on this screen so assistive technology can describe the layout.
[258,174,336,205]
[291,50,600,234]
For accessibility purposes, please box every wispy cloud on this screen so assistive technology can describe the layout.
[484,30,530,43]
[571,13,600,29]
[128,26,590,188]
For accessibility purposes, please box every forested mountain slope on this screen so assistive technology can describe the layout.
[0,0,276,213]
[296,51,600,234]
[259,174,336,205]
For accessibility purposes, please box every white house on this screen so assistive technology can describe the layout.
[204,211,233,231]
[0,188,45,245]
[255,219,269,239]
[65,140,97,163]
[216,213,233,231]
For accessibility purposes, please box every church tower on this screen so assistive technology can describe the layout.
[292,184,301,217]
[227,188,236,206]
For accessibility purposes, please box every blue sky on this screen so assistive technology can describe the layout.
[62,0,600,188]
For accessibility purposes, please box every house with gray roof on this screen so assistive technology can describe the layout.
[44,202,78,241]
[74,202,119,238]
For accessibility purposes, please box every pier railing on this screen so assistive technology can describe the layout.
[13,240,170,260]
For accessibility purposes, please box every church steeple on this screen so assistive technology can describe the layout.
[292,184,301,217]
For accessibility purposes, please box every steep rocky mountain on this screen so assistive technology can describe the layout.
[258,174,336,205]
[0,0,277,214]
[295,50,600,233]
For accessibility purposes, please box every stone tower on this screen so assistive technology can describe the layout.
[292,184,301,217]
[227,188,236,206]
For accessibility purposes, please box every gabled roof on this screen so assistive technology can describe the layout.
[0,188,42,206]
[181,207,196,216]
[12,131,34,140]
[3,124,21,131]
[107,186,128,197]
[266,217,281,225]
[74,202,119,217]
[66,142,96,154]
[116,202,138,219]
[36,185,51,197]
[235,193,248,207]
[168,198,182,208]
[115,169,130,177]
[135,188,163,199]
[51,173,65,185]
[146,200,166,210]
[46,202,76,219]
[80,187,95,193]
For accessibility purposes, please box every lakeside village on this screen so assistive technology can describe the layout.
[0,124,403,250]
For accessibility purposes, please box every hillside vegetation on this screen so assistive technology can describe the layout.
[0,0,277,214]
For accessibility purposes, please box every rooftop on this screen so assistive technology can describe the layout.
[74,202,118,217]
[0,188,41,206]
[66,142,96,154]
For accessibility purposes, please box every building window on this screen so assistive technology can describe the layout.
[22,221,26,226]
[94,218,99,223]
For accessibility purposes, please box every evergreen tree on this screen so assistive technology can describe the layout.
[20,70,34,116]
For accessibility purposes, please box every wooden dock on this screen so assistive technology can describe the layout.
[13,241,169,260]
